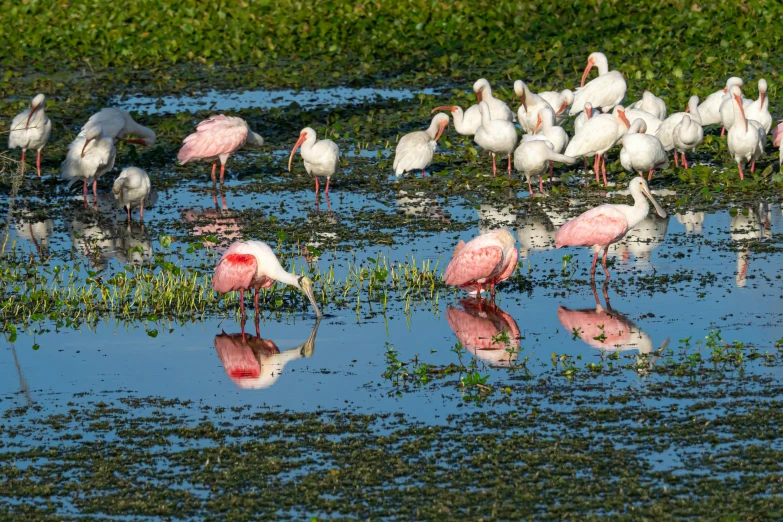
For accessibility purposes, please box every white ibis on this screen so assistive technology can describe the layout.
[474,102,519,177]
[570,52,627,115]
[514,140,577,195]
[61,125,116,201]
[627,91,667,120]
[574,102,596,134]
[78,107,156,146]
[430,105,481,136]
[654,96,701,154]
[538,89,575,125]
[178,115,264,185]
[393,113,449,176]
[619,119,669,181]
[719,85,753,134]
[745,79,772,134]
[9,94,52,178]
[623,108,662,135]
[514,80,552,133]
[672,115,704,169]
[697,77,744,126]
[564,106,630,185]
[473,78,514,122]
[288,127,340,196]
[112,167,151,221]
[727,85,765,180]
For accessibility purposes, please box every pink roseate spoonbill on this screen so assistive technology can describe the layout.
[745,79,772,134]
[214,320,319,388]
[78,108,157,146]
[474,102,519,177]
[213,241,321,321]
[288,127,339,196]
[619,119,669,181]
[514,140,576,195]
[393,113,449,176]
[443,228,518,300]
[627,91,667,120]
[564,105,631,185]
[112,167,151,221]
[178,115,264,185]
[539,89,575,126]
[672,115,704,169]
[514,80,553,133]
[654,95,701,162]
[773,120,783,165]
[430,105,481,136]
[555,177,666,281]
[446,299,521,366]
[698,77,744,126]
[727,85,765,180]
[8,94,51,177]
[473,78,514,122]
[570,52,627,115]
[61,125,116,202]
[623,108,662,135]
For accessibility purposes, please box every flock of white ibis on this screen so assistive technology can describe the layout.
[5,51,782,326]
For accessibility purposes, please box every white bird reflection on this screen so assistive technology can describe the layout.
[610,214,670,269]
[675,211,706,234]
[730,202,769,288]
[213,320,320,390]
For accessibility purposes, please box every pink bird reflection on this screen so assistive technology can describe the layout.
[446,298,521,366]
[181,193,243,251]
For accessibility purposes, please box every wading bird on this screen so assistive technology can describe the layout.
[474,102,518,177]
[565,106,630,185]
[623,107,662,135]
[178,115,264,185]
[698,77,744,126]
[627,90,667,120]
[288,127,339,196]
[539,89,574,125]
[473,78,514,122]
[672,114,704,169]
[514,80,553,133]
[744,79,771,134]
[393,113,449,176]
[514,140,576,195]
[8,94,51,177]
[654,95,701,159]
[554,177,667,280]
[78,108,157,146]
[112,167,151,221]
[570,52,627,115]
[619,119,669,180]
[431,105,481,136]
[61,125,116,202]
[213,240,321,324]
[443,228,518,300]
[727,85,765,179]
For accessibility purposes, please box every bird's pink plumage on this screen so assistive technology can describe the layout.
[555,205,628,249]
[213,253,256,293]
[772,122,783,148]
[443,245,503,286]
[178,115,248,164]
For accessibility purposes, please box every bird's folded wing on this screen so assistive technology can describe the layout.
[443,245,503,286]
[555,206,628,248]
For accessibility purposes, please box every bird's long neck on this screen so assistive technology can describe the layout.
[452,109,464,130]
[272,265,300,288]
[479,108,492,129]
[300,135,317,156]
[595,57,609,76]
[733,98,747,131]
[426,119,442,139]
[126,120,155,141]
[627,191,651,229]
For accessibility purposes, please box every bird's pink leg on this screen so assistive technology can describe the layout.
[548,163,554,183]
[590,250,599,281]
[751,160,756,173]
[738,162,745,180]
[240,319,246,341]
[325,177,330,195]
[507,154,512,177]
[126,206,131,221]
[219,163,226,184]
[648,169,653,181]
[83,179,88,199]
[36,150,41,178]
[254,289,260,318]
[601,156,607,186]
[527,178,534,196]
[492,154,497,177]
[539,175,544,193]
[720,126,726,137]
[211,162,217,185]
[476,282,482,299]
[674,152,679,168]
[315,176,320,195]
[92,179,98,199]
[682,153,689,169]
[601,247,611,280]
[239,289,246,318]
[421,170,425,178]
[593,155,600,183]
[20,150,25,174]
[140,201,144,221]
[255,316,261,338]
